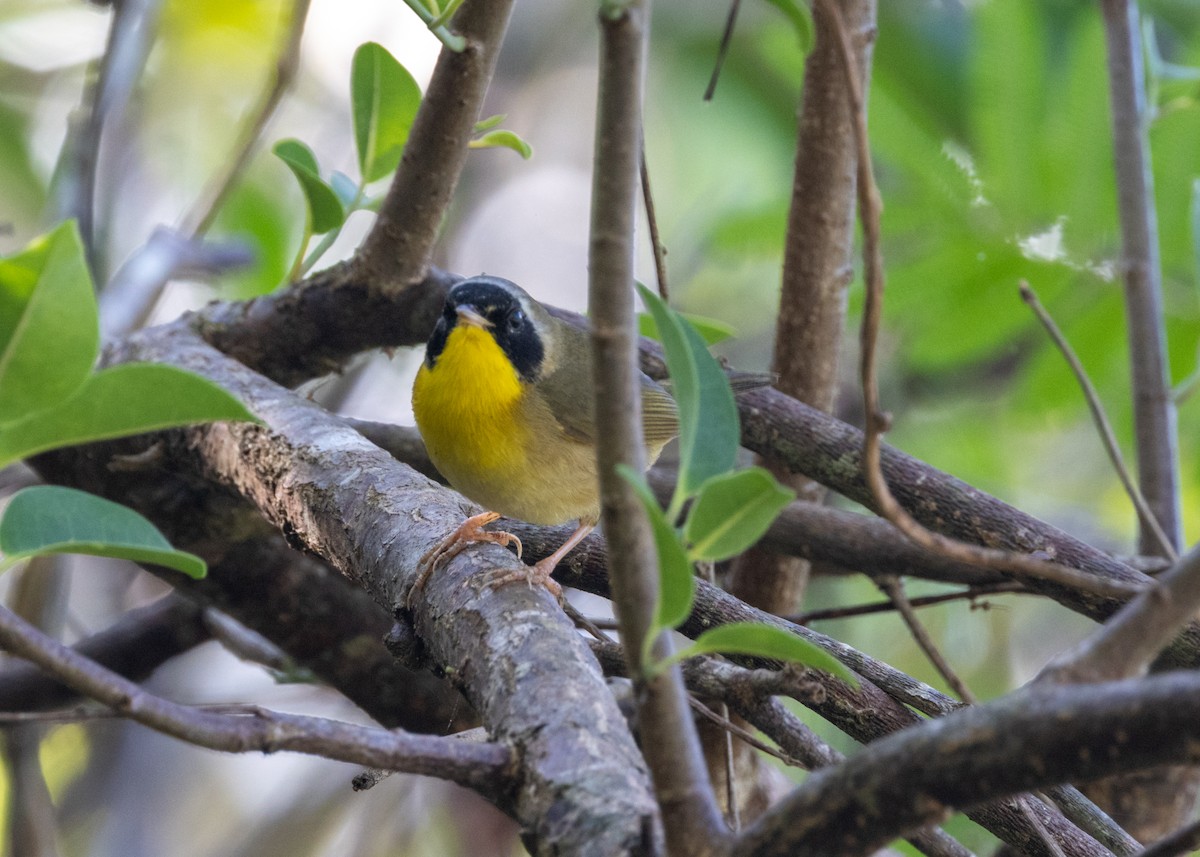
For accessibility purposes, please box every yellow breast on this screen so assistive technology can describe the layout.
[412,324,602,526]
[413,324,528,478]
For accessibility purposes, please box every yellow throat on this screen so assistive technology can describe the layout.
[412,323,528,474]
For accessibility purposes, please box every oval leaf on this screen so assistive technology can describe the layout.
[273,139,345,234]
[684,467,796,562]
[0,486,206,578]
[0,222,98,426]
[0,363,259,468]
[468,129,533,159]
[637,285,739,506]
[669,622,858,686]
[351,43,422,183]
[616,465,693,634]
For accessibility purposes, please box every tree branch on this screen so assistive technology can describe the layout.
[0,603,512,794]
[1099,0,1181,556]
[736,673,1200,857]
[96,322,662,855]
[0,597,209,713]
[351,0,515,286]
[589,0,725,850]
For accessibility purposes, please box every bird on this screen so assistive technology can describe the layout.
[410,274,679,601]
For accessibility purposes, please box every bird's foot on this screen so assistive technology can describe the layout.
[408,511,522,608]
[485,557,563,600]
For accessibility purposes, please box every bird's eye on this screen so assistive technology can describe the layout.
[507,310,525,332]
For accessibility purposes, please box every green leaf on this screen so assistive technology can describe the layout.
[272,139,345,234]
[638,311,737,346]
[0,222,98,427]
[665,622,858,686]
[351,43,422,183]
[473,114,506,133]
[0,486,205,578]
[468,129,533,159]
[616,465,694,634]
[637,285,739,512]
[684,467,795,562]
[0,363,259,468]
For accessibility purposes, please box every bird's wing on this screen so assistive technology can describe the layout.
[537,321,678,445]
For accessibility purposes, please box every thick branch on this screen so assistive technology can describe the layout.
[102,323,660,856]
[736,673,1200,857]
[351,0,515,286]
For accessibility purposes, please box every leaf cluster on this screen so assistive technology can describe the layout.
[624,285,855,685]
[0,223,257,578]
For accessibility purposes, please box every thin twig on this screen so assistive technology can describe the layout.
[639,139,670,301]
[704,0,742,101]
[0,604,513,793]
[788,582,1024,625]
[878,576,977,704]
[815,0,1144,602]
[1019,281,1176,562]
[687,697,803,770]
[1100,0,1181,557]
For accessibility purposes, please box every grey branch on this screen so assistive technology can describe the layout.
[0,602,511,793]
[101,322,661,856]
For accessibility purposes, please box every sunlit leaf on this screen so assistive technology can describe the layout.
[0,223,98,427]
[273,139,345,234]
[0,486,206,578]
[684,467,795,562]
[351,43,422,183]
[0,363,259,467]
[664,622,858,686]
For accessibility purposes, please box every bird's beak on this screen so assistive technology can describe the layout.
[455,304,492,329]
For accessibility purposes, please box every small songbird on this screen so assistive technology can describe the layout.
[411,275,679,598]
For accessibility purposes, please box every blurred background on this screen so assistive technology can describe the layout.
[1,0,1199,854]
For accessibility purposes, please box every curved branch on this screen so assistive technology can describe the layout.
[736,673,1200,857]
[0,603,511,794]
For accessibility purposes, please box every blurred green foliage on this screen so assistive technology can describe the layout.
[649,0,1200,548]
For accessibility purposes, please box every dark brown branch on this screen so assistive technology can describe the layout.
[1099,0,1181,556]
[789,582,1023,624]
[0,604,512,794]
[590,0,723,851]
[736,673,1200,857]
[351,0,515,287]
